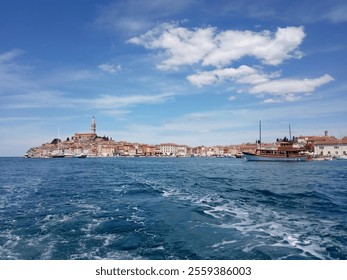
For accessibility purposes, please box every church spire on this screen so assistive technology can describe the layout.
[91,115,96,134]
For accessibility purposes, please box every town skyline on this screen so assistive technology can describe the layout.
[1,0,347,156]
[24,115,346,159]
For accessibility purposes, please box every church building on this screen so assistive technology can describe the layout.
[72,116,97,142]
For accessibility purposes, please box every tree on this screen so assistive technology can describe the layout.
[51,138,61,145]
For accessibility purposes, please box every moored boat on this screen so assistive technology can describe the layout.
[335,155,347,160]
[243,121,308,162]
[73,154,87,158]
[243,142,308,162]
[51,154,65,158]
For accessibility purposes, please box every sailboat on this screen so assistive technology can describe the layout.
[242,121,308,162]
[51,127,65,158]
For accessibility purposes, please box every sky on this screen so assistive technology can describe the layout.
[1,0,347,156]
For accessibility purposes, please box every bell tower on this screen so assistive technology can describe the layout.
[91,115,96,134]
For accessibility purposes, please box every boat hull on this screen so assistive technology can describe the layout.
[335,155,347,160]
[243,152,307,162]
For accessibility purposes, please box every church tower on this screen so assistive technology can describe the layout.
[91,115,96,134]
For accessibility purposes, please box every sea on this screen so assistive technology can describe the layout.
[0,157,346,260]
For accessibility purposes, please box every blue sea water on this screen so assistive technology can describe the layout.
[0,157,346,260]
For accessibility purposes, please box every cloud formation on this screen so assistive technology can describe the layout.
[249,74,334,95]
[129,24,305,69]
[129,23,334,102]
[187,65,279,87]
[0,90,175,110]
[0,48,24,63]
[98,63,122,74]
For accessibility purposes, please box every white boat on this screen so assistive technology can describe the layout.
[73,154,87,158]
[335,155,347,160]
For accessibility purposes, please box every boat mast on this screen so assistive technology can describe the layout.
[259,120,262,150]
[289,124,292,141]
[58,127,61,155]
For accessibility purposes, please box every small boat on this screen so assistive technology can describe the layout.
[243,121,308,162]
[335,155,347,160]
[73,154,87,158]
[51,154,65,158]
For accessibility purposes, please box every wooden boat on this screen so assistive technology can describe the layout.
[243,141,308,162]
[243,121,308,162]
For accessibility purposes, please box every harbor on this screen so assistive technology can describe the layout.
[25,117,347,161]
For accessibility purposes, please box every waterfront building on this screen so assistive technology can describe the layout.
[297,132,337,151]
[72,116,98,143]
[160,143,179,156]
[141,144,156,156]
[177,145,188,157]
[313,137,347,157]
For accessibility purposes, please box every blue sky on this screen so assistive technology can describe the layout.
[1,0,347,156]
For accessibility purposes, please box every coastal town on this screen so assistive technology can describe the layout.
[26,116,347,159]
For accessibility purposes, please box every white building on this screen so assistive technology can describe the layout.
[177,145,188,157]
[314,137,347,157]
[160,143,178,156]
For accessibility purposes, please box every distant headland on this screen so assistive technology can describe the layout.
[25,116,347,159]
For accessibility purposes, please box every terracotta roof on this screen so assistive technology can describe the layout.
[314,139,347,145]
[160,143,178,146]
[298,136,337,142]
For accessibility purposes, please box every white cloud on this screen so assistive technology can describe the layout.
[204,26,305,67]
[249,74,334,95]
[130,23,334,102]
[84,92,174,108]
[129,24,305,69]
[0,90,175,110]
[94,0,195,35]
[129,23,216,70]
[98,63,122,74]
[323,4,347,23]
[187,67,334,102]
[0,49,37,93]
[187,65,277,87]
[0,48,24,63]
[228,96,237,101]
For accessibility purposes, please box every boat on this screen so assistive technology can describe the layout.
[73,154,87,158]
[51,127,65,158]
[335,155,347,160]
[243,142,308,162]
[335,140,347,160]
[243,121,308,162]
[51,154,65,158]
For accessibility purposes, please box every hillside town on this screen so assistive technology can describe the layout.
[25,116,347,159]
